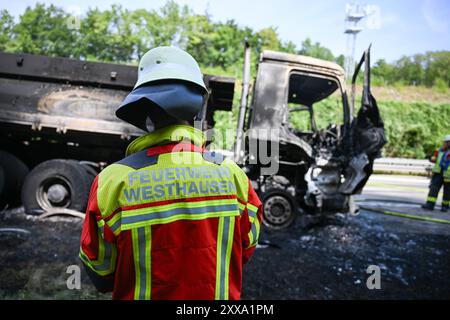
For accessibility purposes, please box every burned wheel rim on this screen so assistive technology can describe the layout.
[36,176,72,210]
[262,194,295,230]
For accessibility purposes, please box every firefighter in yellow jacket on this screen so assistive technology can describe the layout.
[422,135,450,212]
[79,46,262,299]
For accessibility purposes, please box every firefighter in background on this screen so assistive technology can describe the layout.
[79,46,262,300]
[422,135,450,212]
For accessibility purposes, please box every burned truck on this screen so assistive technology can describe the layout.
[0,46,385,229]
[235,46,386,229]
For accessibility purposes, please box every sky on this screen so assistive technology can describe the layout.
[1,0,450,63]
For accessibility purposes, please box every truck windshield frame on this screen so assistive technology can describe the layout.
[286,71,344,134]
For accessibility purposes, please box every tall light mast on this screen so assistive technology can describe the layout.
[344,3,367,79]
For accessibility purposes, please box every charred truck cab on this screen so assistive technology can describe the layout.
[235,47,386,229]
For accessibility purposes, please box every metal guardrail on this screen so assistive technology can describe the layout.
[373,158,432,176]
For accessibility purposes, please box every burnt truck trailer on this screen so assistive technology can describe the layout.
[0,51,235,214]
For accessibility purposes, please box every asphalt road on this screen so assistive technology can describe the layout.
[358,174,431,204]
[243,174,450,299]
[1,174,449,299]
[355,174,450,236]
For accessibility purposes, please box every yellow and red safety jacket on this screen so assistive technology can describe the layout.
[432,147,450,183]
[79,125,262,300]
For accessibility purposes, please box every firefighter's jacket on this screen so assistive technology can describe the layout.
[432,147,450,183]
[80,125,262,300]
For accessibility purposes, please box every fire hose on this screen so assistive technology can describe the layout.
[358,205,450,225]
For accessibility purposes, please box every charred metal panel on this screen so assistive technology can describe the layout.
[205,75,235,111]
[0,52,236,134]
[250,62,289,131]
[261,50,346,81]
[0,51,137,90]
[247,59,344,162]
[203,75,235,127]
[0,51,235,114]
[0,51,235,166]
[250,52,346,133]
[0,78,143,138]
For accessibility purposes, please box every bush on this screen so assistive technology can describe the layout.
[433,78,448,94]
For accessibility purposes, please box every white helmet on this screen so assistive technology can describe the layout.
[444,135,450,142]
[134,46,207,92]
[116,46,207,130]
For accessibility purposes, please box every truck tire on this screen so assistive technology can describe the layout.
[0,166,4,206]
[261,188,298,230]
[0,151,29,208]
[21,159,93,215]
[80,162,99,180]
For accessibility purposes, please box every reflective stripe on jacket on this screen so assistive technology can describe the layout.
[79,125,262,300]
[432,148,450,182]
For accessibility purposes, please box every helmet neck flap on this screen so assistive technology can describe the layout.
[116,82,204,132]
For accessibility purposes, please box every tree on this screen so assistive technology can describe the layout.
[0,10,14,51]
[424,51,450,87]
[77,5,136,62]
[256,27,282,52]
[335,54,345,68]
[299,38,334,61]
[7,4,78,58]
[184,13,217,68]
[1,2,448,90]
[281,40,297,54]
[372,59,395,85]
[372,51,450,87]
[210,20,247,69]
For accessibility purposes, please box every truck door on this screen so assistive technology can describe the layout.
[338,47,387,195]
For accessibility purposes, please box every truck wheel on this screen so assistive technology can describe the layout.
[80,162,99,179]
[0,166,4,206]
[261,189,297,230]
[0,151,29,208]
[21,160,93,215]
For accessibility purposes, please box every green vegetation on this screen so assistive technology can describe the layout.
[286,95,450,159]
[0,2,345,77]
[0,2,448,159]
[379,101,449,159]
[372,52,450,87]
